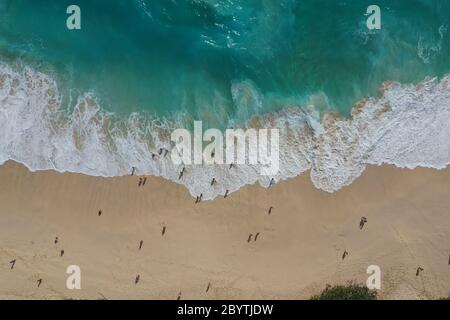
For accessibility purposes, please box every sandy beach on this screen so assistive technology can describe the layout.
[0,160,448,300]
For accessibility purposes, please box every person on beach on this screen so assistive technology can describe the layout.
[98,210,102,216]
[162,226,166,236]
[342,250,348,260]
[211,178,216,186]
[54,237,58,244]
[247,234,253,243]
[37,279,42,287]
[138,177,143,187]
[268,207,273,215]
[254,232,260,241]
[9,259,16,270]
[269,178,275,188]
[60,250,64,257]
[135,275,140,285]
[143,178,147,186]
[196,194,203,203]
[206,282,211,293]
[416,267,424,276]
[98,292,108,300]
[131,167,136,176]
[224,190,229,198]
[359,217,368,229]
[139,240,143,250]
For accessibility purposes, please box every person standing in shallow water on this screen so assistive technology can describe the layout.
[179,167,185,180]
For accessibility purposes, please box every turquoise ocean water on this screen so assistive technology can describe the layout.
[1,0,449,126]
[0,0,449,199]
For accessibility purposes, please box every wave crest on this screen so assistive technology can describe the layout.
[0,62,449,199]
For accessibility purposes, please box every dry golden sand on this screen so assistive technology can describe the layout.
[0,160,449,300]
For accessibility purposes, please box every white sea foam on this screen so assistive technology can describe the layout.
[0,62,449,200]
[417,24,447,64]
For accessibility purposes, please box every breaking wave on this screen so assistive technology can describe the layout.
[0,62,449,200]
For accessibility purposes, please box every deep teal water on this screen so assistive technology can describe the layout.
[0,0,449,128]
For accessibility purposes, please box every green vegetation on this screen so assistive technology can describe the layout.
[310,282,378,300]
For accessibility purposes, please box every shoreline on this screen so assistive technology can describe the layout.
[2,60,450,200]
[0,160,449,299]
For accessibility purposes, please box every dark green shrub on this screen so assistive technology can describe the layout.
[310,282,378,300]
